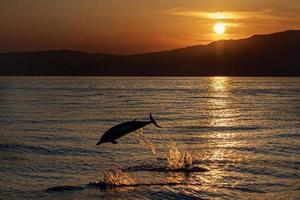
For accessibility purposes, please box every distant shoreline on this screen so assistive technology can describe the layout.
[1,30,299,76]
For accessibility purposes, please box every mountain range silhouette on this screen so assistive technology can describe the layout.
[0,30,299,76]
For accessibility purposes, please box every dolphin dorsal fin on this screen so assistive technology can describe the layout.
[132,118,137,121]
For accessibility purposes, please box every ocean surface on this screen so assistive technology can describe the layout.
[0,77,299,200]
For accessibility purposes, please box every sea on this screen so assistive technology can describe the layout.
[0,77,299,200]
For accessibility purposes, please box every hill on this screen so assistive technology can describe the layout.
[0,30,299,76]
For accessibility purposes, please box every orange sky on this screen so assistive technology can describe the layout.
[1,0,300,54]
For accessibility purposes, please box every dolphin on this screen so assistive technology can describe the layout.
[97,113,161,145]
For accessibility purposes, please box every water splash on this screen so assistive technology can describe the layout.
[136,128,157,159]
[99,165,137,186]
[46,140,207,193]
[166,143,193,170]
[125,142,201,173]
[135,130,196,171]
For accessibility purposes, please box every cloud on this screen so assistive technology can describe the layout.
[168,10,240,20]
[167,8,300,24]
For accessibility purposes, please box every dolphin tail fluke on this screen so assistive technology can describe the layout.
[150,113,161,128]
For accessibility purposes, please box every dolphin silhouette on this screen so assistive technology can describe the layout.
[97,113,161,145]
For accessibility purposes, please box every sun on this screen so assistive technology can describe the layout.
[214,23,226,34]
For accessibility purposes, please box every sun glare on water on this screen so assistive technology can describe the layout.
[214,23,226,34]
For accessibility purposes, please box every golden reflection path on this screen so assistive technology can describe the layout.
[199,77,240,190]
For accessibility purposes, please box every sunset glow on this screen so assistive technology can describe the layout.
[0,1,300,54]
[0,1,300,199]
[214,23,226,35]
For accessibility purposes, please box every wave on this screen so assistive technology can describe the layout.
[185,125,260,132]
[0,143,101,156]
[46,181,203,192]
[274,132,300,139]
[123,164,208,173]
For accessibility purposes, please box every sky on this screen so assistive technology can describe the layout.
[1,0,300,54]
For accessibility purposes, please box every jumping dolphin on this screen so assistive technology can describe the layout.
[97,113,161,145]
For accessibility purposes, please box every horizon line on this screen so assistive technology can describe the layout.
[0,29,299,56]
